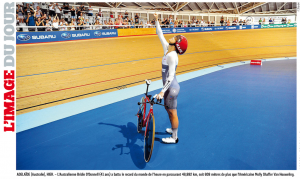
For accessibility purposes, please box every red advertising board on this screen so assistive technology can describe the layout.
[250,60,262,65]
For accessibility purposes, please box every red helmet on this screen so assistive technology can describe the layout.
[175,35,188,55]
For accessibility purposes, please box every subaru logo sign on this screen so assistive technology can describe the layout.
[61,32,71,39]
[17,34,31,41]
[94,31,101,36]
[172,28,176,33]
[201,28,204,31]
[225,26,228,30]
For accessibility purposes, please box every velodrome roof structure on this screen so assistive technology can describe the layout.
[75,2,297,15]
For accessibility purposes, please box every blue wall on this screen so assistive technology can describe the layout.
[16,29,118,44]
[162,25,261,34]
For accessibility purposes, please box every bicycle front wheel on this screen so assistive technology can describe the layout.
[144,113,155,163]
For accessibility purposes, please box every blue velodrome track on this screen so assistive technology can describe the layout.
[16,58,296,170]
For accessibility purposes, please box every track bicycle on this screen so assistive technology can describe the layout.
[136,79,167,162]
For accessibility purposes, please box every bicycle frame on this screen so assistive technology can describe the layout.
[137,87,154,135]
[142,96,154,133]
[137,79,167,135]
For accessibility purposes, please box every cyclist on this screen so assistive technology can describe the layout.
[154,13,188,144]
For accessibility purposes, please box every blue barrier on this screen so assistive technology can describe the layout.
[161,25,261,34]
[16,29,118,44]
[17,25,261,44]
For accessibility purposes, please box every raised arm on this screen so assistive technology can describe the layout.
[154,13,168,53]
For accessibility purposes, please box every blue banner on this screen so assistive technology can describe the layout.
[161,25,261,34]
[16,29,118,44]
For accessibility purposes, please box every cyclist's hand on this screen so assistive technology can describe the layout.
[154,13,158,21]
[156,91,164,100]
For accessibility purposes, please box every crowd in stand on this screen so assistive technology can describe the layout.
[258,17,291,25]
[16,2,293,32]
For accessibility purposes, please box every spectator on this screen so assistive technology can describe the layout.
[16,2,23,7]
[191,20,196,27]
[165,18,170,27]
[18,16,26,32]
[24,3,34,17]
[84,19,90,29]
[288,19,291,24]
[129,18,134,24]
[273,19,275,24]
[187,20,191,27]
[35,17,44,31]
[35,6,43,18]
[147,21,152,28]
[232,19,237,26]
[207,21,210,27]
[124,11,128,19]
[25,11,36,31]
[95,14,100,22]
[33,2,39,10]
[63,2,69,21]
[269,18,272,24]
[88,5,93,16]
[79,4,85,12]
[24,2,32,7]
[200,19,205,27]
[174,20,178,28]
[41,13,48,21]
[102,20,108,29]
[98,8,103,17]
[77,19,84,30]
[139,21,143,28]
[48,3,55,17]
[76,7,81,19]
[114,19,119,29]
[226,19,230,26]
[16,14,20,31]
[110,11,114,18]
[211,21,215,26]
[79,12,85,21]
[243,20,246,25]
[179,20,183,28]
[52,14,59,31]
[258,18,262,25]
[40,2,48,15]
[118,14,123,24]
[55,3,62,19]
[135,13,139,25]
[108,19,113,29]
[170,20,174,28]
[70,6,76,21]
[220,16,224,26]
[130,21,135,28]
[239,19,243,25]
[45,19,52,31]
[69,20,76,30]
[94,19,102,29]
[16,4,24,20]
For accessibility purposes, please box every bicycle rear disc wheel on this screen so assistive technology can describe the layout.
[144,114,155,163]
[137,97,145,133]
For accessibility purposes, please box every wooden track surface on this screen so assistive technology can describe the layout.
[16,28,297,115]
